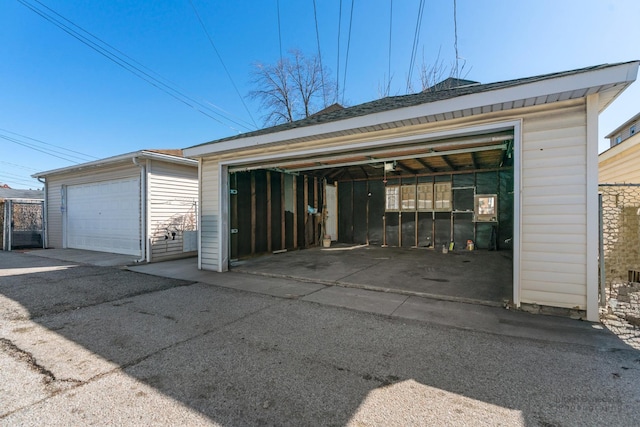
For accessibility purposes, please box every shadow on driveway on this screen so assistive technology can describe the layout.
[1,250,639,425]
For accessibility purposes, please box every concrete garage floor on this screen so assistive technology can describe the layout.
[232,245,513,307]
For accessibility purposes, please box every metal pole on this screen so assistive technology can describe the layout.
[599,193,606,307]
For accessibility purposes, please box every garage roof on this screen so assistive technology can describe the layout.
[185,61,639,159]
[33,149,197,179]
[0,187,44,201]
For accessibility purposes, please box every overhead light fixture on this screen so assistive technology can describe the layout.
[384,161,396,172]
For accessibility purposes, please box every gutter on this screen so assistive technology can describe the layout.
[132,157,148,263]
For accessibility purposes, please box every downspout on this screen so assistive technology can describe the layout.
[37,177,48,248]
[132,157,147,263]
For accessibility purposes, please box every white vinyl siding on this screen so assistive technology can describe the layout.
[148,161,198,262]
[195,99,597,313]
[520,104,588,309]
[200,158,220,271]
[44,164,140,249]
[599,134,640,183]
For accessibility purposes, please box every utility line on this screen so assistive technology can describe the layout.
[453,0,459,79]
[0,160,39,172]
[387,0,393,96]
[188,0,258,128]
[312,0,327,107]
[18,0,254,133]
[407,0,425,93]
[0,171,39,183]
[342,0,354,104]
[0,127,97,161]
[0,135,82,164]
[336,0,342,102]
[0,173,39,187]
[276,0,283,61]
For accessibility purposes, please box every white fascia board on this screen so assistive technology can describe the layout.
[32,150,196,178]
[185,62,639,159]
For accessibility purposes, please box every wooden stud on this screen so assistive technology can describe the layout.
[250,172,256,255]
[266,170,272,253]
[414,176,418,247]
[303,175,309,247]
[366,179,370,245]
[292,176,297,249]
[314,176,319,245]
[281,173,285,250]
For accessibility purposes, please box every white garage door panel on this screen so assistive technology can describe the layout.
[66,178,141,256]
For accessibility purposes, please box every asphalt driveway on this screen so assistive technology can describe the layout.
[1,250,639,426]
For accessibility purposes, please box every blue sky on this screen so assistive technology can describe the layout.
[1,0,639,189]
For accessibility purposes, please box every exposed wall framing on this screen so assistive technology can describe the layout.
[230,170,323,259]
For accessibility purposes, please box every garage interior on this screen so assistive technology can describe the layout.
[227,129,514,305]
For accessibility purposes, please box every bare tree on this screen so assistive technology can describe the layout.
[416,49,470,93]
[250,49,335,126]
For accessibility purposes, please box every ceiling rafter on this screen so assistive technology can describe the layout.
[470,152,478,169]
[394,162,417,174]
[415,158,434,172]
[440,155,455,171]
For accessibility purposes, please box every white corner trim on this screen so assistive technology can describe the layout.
[586,93,600,322]
[197,158,203,271]
[512,119,523,308]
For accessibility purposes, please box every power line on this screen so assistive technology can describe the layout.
[342,0,355,104]
[188,0,258,128]
[0,127,97,161]
[312,0,327,107]
[387,0,393,96]
[336,0,342,101]
[0,161,39,172]
[0,171,40,184]
[0,135,81,164]
[406,0,426,93]
[0,173,40,187]
[18,0,254,133]
[276,0,283,61]
[453,0,459,79]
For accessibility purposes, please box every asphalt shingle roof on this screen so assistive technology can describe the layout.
[190,62,634,149]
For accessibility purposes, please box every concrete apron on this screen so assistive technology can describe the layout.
[231,244,513,308]
[23,245,513,309]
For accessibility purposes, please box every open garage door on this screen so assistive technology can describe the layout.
[66,177,141,256]
[224,128,514,305]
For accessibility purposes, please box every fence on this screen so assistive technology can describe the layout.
[600,184,640,292]
[1,199,45,251]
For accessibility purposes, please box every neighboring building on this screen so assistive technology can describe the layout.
[185,61,639,322]
[33,150,198,262]
[599,112,640,183]
[1,187,45,251]
[599,112,640,289]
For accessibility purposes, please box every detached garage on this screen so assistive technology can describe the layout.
[34,150,198,263]
[185,62,639,321]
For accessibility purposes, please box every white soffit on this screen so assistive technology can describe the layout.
[185,61,639,158]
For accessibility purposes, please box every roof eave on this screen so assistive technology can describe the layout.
[605,111,640,138]
[184,61,639,159]
[32,150,197,179]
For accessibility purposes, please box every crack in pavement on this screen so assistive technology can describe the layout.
[0,337,84,391]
